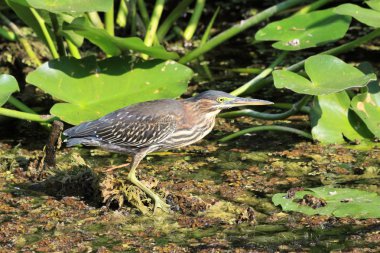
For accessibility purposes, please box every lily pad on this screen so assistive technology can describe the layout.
[63,17,178,60]
[255,9,351,50]
[26,56,193,125]
[7,0,112,13]
[334,3,380,28]
[273,55,376,95]
[310,92,368,144]
[273,186,380,219]
[0,74,19,106]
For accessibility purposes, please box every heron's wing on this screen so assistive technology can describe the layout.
[63,110,177,148]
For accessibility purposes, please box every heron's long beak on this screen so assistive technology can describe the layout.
[228,97,273,107]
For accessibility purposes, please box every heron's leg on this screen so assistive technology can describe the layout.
[127,152,170,213]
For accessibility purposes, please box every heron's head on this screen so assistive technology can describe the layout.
[190,90,273,112]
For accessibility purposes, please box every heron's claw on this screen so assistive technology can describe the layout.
[153,197,171,214]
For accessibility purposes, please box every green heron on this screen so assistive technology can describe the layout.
[63,90,272,212]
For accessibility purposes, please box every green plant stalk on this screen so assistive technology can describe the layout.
[116,0,128,28]
[105,1,115,36]
[67,39,81,58]
[144,0,165,47]
[219,95,312,120]
[88,12,104,29]
[219,125,312,142]
[231,51,288,96]
[244,28,380,94]
[30,8,59,58]
[143,0,165,59]
[0,11,41,66]
[157,0,194,41]
[7,96,37,114]
[49,13,66,56]
[0,107,56,122]
[197,6,220,81]
[229,68,262,74]
[295,0,333,15]
[137,0,150,27]
[183,0,206,41]
[200,6,219,45]
[179,0,304,63]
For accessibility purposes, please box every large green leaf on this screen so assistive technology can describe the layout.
[272,186,380,219]
[0,74,19,106]
[273,55,376,95]
[334,3,380,28]
[63,17,178,60]
[26,56,193,125]
[310,92,367,144]
[255,9,351,51]
[7,0,112,13]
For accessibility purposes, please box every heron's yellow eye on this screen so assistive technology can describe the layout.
[216,97,226,103]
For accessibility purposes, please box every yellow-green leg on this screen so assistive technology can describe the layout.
[127,152,170,213]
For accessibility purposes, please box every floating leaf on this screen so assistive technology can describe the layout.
[310,92,368,144]
[273,186,380,219]
[64,17,178,60]
[255,9,351,50]
[7,0,112,13]
[26,56,193,124]
[334,3,380,28]
[273,55,376,95]
[0,74,19,106]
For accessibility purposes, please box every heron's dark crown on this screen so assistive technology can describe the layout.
[190,90,235,101]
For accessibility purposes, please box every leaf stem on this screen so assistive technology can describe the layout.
[0,107,56,122]
[231,51,288,96]
[105,1,115,36]
[144,0,165,47]
[49,13,66,56]
[179,0,305,63]
[219,125,313,142]
[116,0,128,28]
[7,96,37,114]
[219,95,312,120]
[67,40,81,58]
[30,8,59,58]
[157,0,194,41]
[183,0,206,41]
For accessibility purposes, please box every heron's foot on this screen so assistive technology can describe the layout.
[153,196,171,214]
[127,173,171,214]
